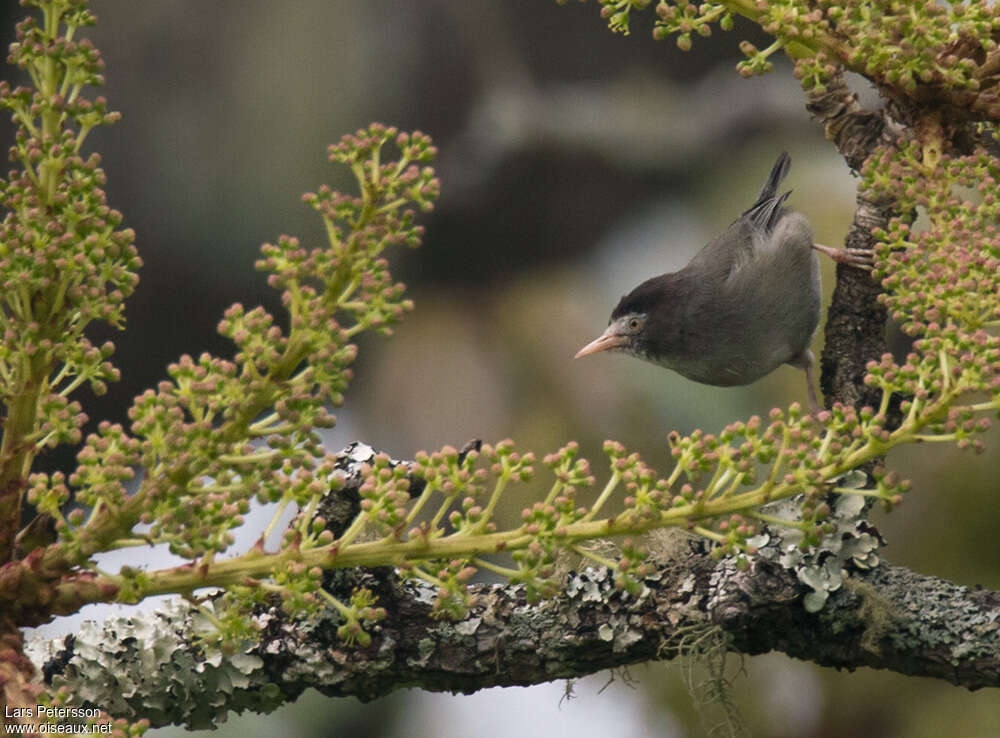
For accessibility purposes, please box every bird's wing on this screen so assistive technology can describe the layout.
[686,152,795,279]
[743,189,791,233]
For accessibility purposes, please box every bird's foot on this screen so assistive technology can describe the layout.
[812,242,874,271]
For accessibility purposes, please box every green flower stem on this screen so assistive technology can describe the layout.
[430,489,461,532]
[697,3,728,25]
[404,480,440,528]
[471,556,519,578]
[0,353,50,558]
[247,423,296,438]
[43,491,148,570]
[474,469,512,534]
[216,450,281,465]
[580,471,621,522]
[55,370,89,398]
[757,39,784,61]
[815,426,836,461]
[904,383,926,427]
[336,276,360,305]
[760,427,789,499]
[31,431,58,452]
[11,107,39,138]
[295,495,322,538]
[691,525,728,546]
[319,588,353,618]
[375,198,409,216]
[721,471,744,499]
[961,400,1000,413]
[541,479,564,507]
[878,385,891,418]
[261,498,292,544]
[705,464,735,500]
[334,510,371,550]
[410,565,447,590]
[830,487,887,498]
[746,510,809,530]
[107,538,157,549]
[572,544,618,570]
[192,601,227,631]
[322,216,343,253]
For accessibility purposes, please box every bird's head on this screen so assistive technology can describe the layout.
[575,274,681,362]
[574,310,648,359]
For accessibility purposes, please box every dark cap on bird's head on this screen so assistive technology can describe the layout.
[573,272,687,362]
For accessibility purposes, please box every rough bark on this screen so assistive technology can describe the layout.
[806,71,901,409]
[26,445,1000,728]
[26,540,1000,729]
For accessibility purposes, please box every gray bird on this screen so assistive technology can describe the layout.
[575,152,870,412]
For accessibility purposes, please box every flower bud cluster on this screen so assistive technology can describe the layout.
[615,537,653,594]
[870,466,911,511]
[270,557,326,618]
[835,1,994,93]
[70,422,139,512]
[483,439,536,484]
[305,124,438,258]
[420,559,478,621]
[404,446,491,617]
[595,0,653,36]
[410,446,488,531]
[335,444,517,621]
[510,538,560,603]
[544,441,596,497]
[351,442,541,612]
[336,587,387,647]
[654,2,733,51]
[84,126,438,566]
[271,456,345,522]
[0,1,136,461]
[864,147,1000,422]
[358,453,413,538]
[869,152,1000,329]
[708,514,759,564]
[604,440,671,523]
[588,1,1000,107]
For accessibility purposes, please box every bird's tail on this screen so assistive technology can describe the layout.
[743,151,792,232]
[756,151,791,203]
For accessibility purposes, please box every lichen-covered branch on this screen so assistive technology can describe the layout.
[25,447,1000,730]
[27,548,1000,729]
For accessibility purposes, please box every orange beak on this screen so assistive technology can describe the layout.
[574,328,628,359]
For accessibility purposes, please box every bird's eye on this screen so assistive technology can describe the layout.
[628,318,641,331]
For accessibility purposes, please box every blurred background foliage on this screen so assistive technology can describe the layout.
[6,1,998,736]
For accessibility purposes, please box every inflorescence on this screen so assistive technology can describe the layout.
[2,1,999,659]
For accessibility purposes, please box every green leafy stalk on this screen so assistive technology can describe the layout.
[0,0,135,561]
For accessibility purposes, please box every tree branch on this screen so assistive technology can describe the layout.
[26,447,1000,730]
[806,70,902,410]
[26,547,1000,729]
